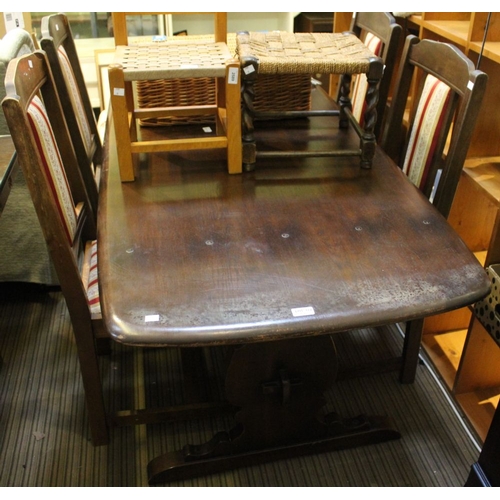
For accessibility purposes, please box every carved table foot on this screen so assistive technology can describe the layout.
[147,336,401,484]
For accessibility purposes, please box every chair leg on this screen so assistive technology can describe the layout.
[108,64,135,182]
[225,60,242,174]
[73,321,110,445]
[95,337,112,356]
[399,318,424,384]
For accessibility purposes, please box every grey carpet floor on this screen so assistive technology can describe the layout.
[0,283,480,487]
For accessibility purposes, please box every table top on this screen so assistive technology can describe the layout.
[98,103,490,347]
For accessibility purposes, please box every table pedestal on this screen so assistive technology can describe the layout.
[147,336,400,484]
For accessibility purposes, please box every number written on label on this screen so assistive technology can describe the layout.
[228,67,239,85]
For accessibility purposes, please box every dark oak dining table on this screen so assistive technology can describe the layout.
[98,89,490,483]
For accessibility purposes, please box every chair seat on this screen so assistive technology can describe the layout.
[84,240,101,319]
[114,42,233,80]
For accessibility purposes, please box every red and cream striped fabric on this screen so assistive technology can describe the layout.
[27,95,77,244]
[57,46,93,155]
[86,240,101,317]
[402,74,451,190]
[351,32,382,125]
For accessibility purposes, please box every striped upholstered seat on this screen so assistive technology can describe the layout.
[41,13,102,220]
[27,95,78,242]
[86,240,101,318]
[57,46,94,156]
[402,74,452,197]
[27,95,101,317]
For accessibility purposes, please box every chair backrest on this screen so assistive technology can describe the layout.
[2,51,97,284]
[348,12,402,138]
[112,12,227,45]
[40,13,101,217]
[380,35,488,218]
[0,28,35,135]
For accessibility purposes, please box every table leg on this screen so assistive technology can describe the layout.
[147,336,400,484]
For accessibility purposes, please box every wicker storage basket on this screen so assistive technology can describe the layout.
[253,73,311,114]
[136,76,217,127]
[135,33,311,127]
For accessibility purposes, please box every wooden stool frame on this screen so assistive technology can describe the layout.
[237,31,384,172]
[109,13,242,182]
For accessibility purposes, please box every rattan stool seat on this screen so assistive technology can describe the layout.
[236,32,374,75]
[114,42,233,80]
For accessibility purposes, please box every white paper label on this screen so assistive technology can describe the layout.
[228,67,239,84]
[145,314,160,322]
[113,88,125,96]
[291,306,315,317]
[3,12,24,31]
[467,80,474,91]
[243,64,255,75]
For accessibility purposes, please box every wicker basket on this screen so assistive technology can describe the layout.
[136,76,217,127]
[135,33,311,127]
[253,73,311,114]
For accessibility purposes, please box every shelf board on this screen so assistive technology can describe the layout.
[463,158,500,206]
[408,15,423,27]
[474,250,488,266]
[421,20,469,46]
[469,41,500,65]
[422,328,468,390]
[455,389,500,443]
[423,325,500,443]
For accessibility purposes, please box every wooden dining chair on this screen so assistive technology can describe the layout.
[2,50,109,443]
[378,35,488,383]
[381,35,488,219]
[40,12,101,219]
[346,12,402,138]
[3,51,232,448]
[109,12,242,181]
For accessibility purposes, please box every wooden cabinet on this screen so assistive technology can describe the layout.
[293,12,334,33]
[407,13,500,443]
[293,13,334,93]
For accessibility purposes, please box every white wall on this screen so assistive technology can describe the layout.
[170,13,294,35]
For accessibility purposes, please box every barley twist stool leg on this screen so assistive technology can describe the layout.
[338,73,352,130]
[240,56,259,172]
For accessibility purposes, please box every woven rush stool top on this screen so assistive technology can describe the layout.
[113,42,233,80]
[236,31,375,75]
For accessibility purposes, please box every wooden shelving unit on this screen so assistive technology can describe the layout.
[422,157,500,442]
